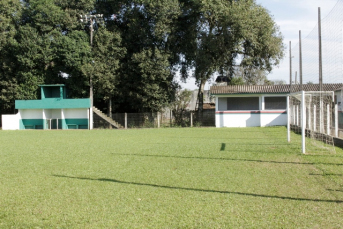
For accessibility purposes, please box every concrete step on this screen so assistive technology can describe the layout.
[93,106,123,129]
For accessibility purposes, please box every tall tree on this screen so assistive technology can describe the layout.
[92,27,125,116]
[0,0,22,115]
[100,0,180,112]
[174,0,284,116]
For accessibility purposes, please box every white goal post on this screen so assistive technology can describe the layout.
[287,91,336,154]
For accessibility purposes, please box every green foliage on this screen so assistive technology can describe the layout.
[230,77,245,85]
[169,89,193,126]
[111,0,180,112]
[0,0,22,114]
[92,27,125,102]
[173,0,284,110]
[116,48,177,112]
[233,66,269,85]
[0,0,284,117]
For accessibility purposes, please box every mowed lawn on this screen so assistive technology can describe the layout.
[0,127,343,228]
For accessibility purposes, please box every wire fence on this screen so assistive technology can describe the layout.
[93,110,215,129]
[291,0,343,87]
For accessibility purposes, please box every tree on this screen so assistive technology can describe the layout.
[0,0,22,116]
[92,27,125,116]
[233,66,270,85]
[169,89,193,126]
[230,77,245,85]
[174,0,284,117]
[107,0,180,112]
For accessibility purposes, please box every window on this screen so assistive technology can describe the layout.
[227,97,259,110]
[264,97,286,110]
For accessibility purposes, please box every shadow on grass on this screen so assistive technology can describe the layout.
[219,143,295,153]
[53,175,343,203]
[309,173,343,176]
[328,189,343,193]
[110,153,343,166]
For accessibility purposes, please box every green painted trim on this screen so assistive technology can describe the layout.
[16,99,91,109]
[19,119,88,130]
[39,84,65,87]
[20,119,44,129]
[65,119,89,129]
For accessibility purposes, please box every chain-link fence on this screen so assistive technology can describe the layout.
[93,110,215,129]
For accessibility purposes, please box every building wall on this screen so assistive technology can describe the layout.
[19,109,44,129]
[335,90,343,128]
[216,111,261,127]
[1,114,20,130]
[61,108,89,129]
[2,108,90,130]
[260,111,287,127]
[215,94,287,127]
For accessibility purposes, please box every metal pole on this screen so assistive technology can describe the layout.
[335,104,338,138]
[125,113,127,129]
[320,99,324,133]
[318,7,323,92]
[289,41,292,93]
[89,17,94,130]
[327,104,330,135]
[301,91,306,154]
[157,112,160,128]
[296,105,299,126]
[191,112,193,127]
[299,30,303,91]
[287,96,290,142]
[314,104,317,132]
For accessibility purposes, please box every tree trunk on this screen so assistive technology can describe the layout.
[197,78,206,123]
[108,96,112,129]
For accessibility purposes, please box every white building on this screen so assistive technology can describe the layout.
[211,84,343,128]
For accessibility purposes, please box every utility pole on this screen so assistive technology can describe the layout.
[80,14,103,130]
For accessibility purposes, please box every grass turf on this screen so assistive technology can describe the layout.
[0,127,343,228]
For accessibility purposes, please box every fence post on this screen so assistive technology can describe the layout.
[314,104,317,132]
[335,104,338,138]
[125,113,127,129]
[157,112,160,128]
[190,111,193,127]
[287,96,290,142]
[296,105,299,126]
[301,91,306,154]
[327,104,330,135]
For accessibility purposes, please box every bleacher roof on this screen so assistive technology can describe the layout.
[210,84,343,95]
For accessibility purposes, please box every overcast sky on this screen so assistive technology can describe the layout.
[180,0,339,90]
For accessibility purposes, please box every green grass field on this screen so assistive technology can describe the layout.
[1,127,343,228]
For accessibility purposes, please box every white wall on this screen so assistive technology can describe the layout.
[43,109,51,119]
[260,112,287,127]
[63,108,88,119]
[52,109,62,119]
[20,109,43,119]
[43,109,62,119]
[215,94,287,128]
[335,90,342,111]
[216,111,261,127]
[2,114,20,130]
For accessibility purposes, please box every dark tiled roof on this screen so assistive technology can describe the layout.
[210,84,343,95]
